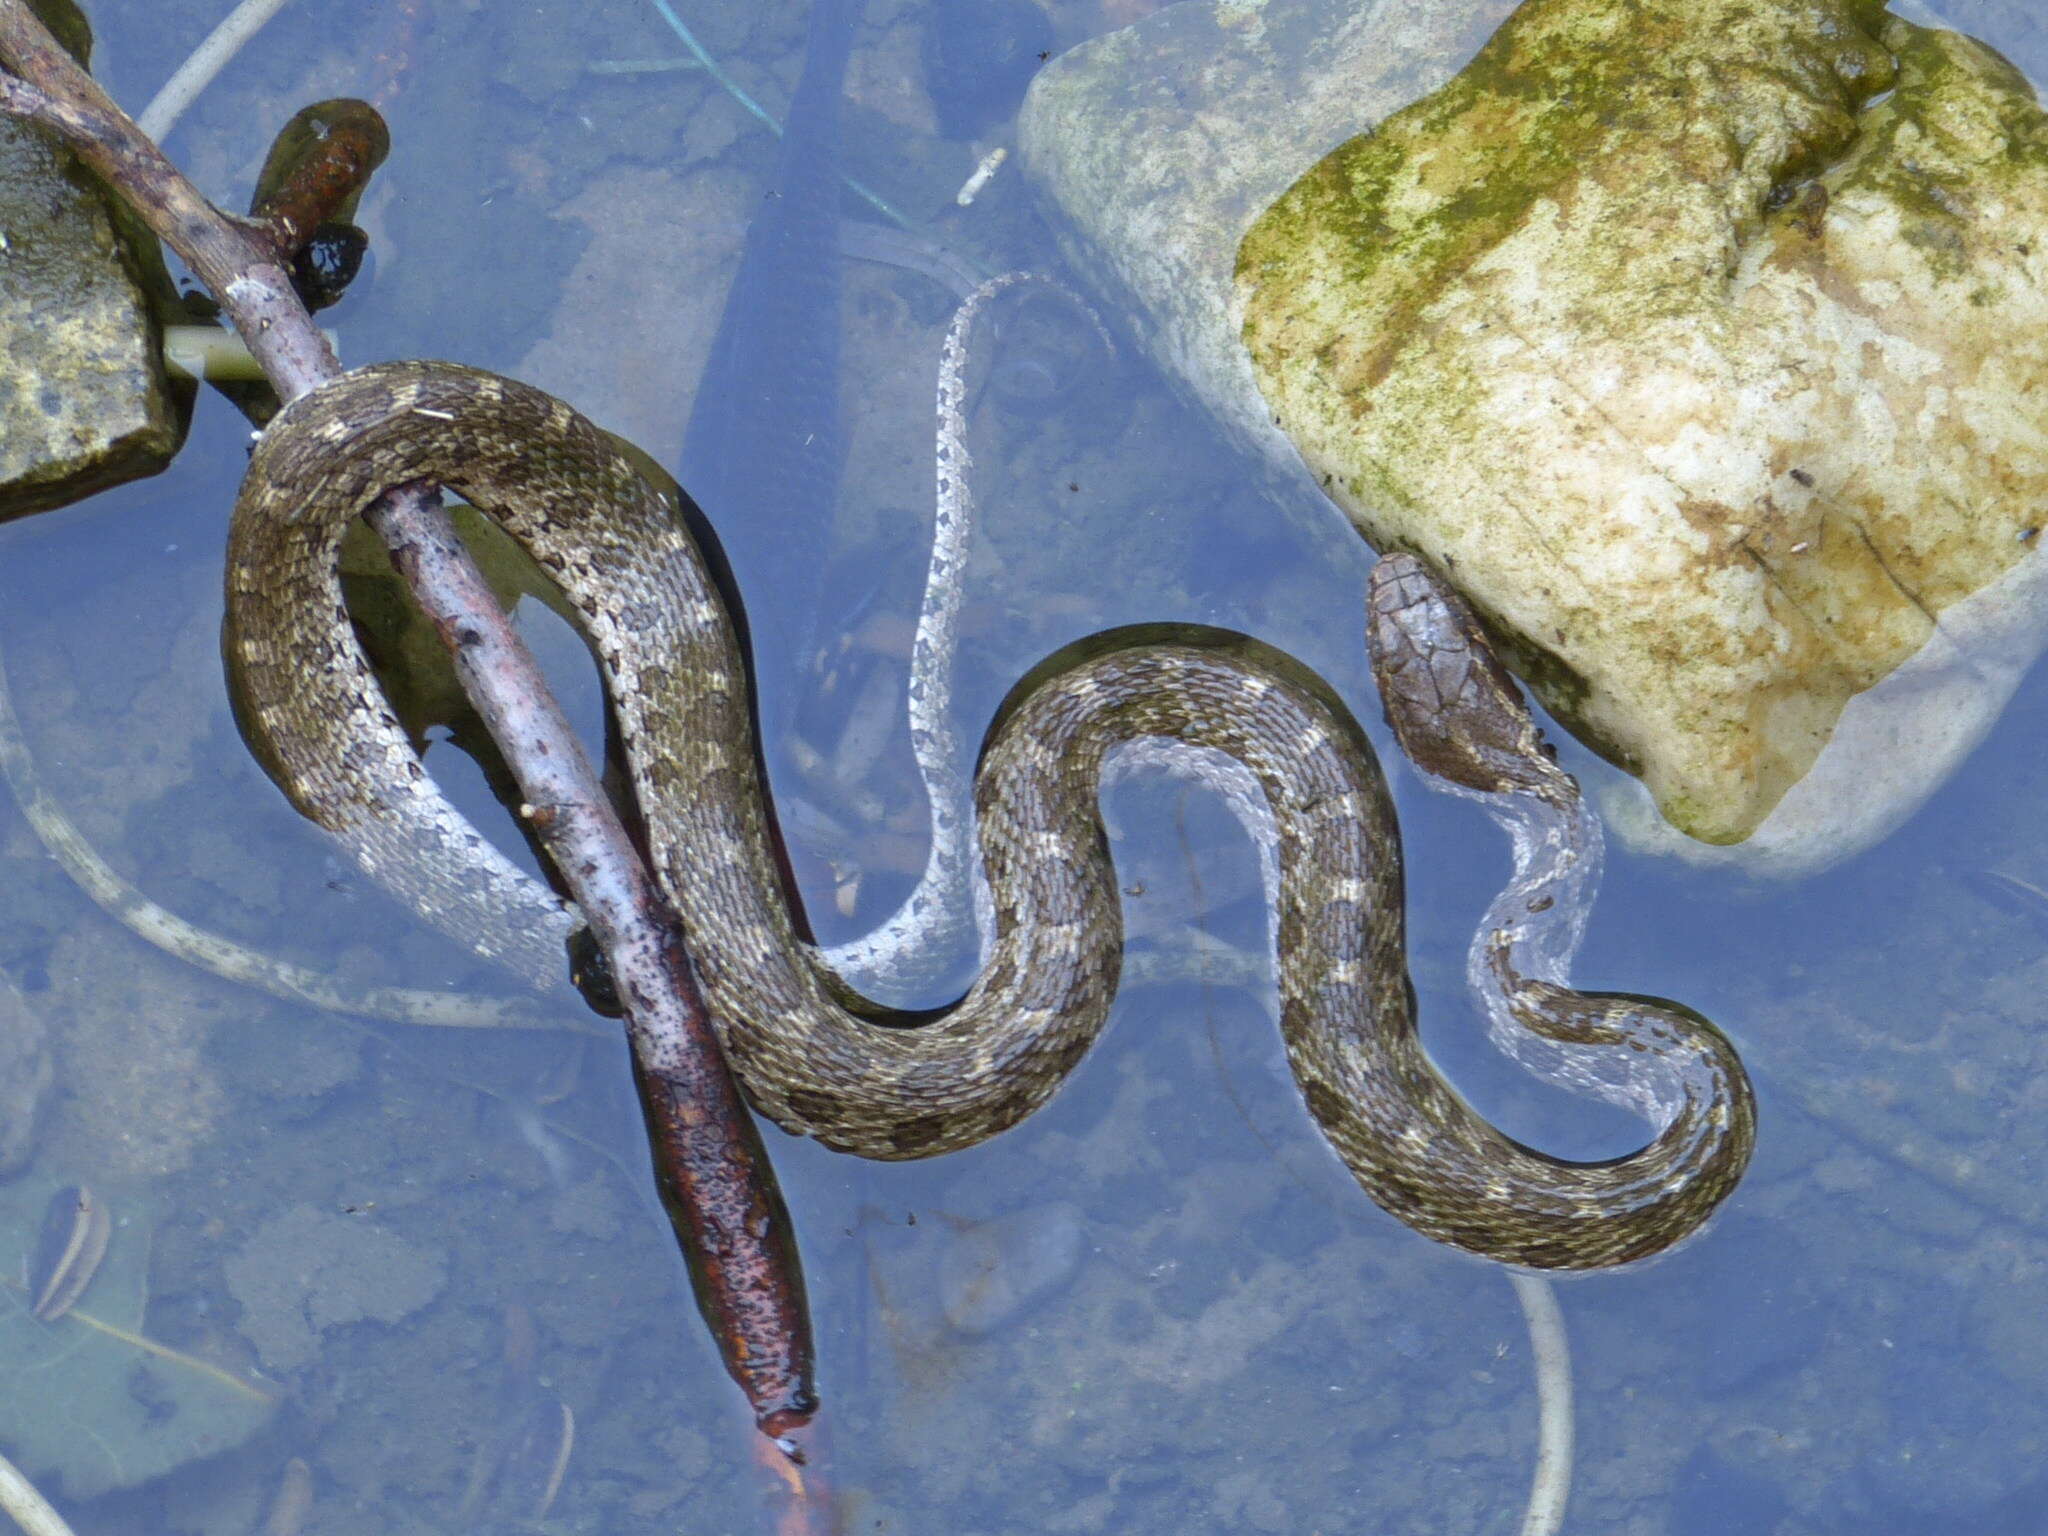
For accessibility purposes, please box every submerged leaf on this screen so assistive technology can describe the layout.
[28,1184,109,1322]
[0,1181,275,1498]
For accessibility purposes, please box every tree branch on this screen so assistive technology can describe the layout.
[0,0,817,1452]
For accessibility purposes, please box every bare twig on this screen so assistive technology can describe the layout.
[1510,1272,1574,1536]
[0,1448,78,1536]
[137,0,299,142]
[0,1,816,1448]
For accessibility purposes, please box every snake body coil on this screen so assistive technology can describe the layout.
[228,361,1753,1270]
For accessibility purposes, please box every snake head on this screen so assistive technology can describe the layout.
[1366,552,1575,809]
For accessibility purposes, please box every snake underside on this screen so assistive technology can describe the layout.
[227,360,1754,1270]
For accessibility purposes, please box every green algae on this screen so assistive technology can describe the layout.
[1239,0,1902,434]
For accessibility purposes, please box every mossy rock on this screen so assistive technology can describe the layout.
[0,0,180,520]
[1025,0,2048,870]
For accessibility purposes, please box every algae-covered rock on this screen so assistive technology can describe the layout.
[0,0,179,519]
[1024,0,2048,868]
[1239,0,2048,846]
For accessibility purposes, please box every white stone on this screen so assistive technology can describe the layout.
[1021,0,2048,870]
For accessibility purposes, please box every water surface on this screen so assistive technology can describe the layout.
[4,1,2048,1531]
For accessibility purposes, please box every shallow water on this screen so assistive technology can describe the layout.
[5,1,2048,1532]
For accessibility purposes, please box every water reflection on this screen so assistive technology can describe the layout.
[2,0,2048,1532]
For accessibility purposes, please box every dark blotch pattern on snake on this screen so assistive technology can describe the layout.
[226,361,1755,1270]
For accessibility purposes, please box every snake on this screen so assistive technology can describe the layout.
[226,358,1755,1270]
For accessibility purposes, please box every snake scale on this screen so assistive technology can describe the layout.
[227,360,1754,1270]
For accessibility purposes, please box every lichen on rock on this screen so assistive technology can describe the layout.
[1236,0,2048,845]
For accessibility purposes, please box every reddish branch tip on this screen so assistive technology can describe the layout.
[759,1382,820,1453]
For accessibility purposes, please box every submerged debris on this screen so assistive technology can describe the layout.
[28,1184,110,1323]
[261,1457,314,1536]
[1963,869,2048,943]
[460,1387,576,1527]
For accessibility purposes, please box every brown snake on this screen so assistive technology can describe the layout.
[227,360,1754,1270]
